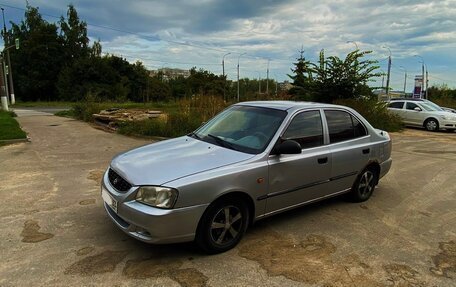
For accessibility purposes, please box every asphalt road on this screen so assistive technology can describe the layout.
[0,112,455,286]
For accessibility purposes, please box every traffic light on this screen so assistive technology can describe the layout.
[15,38,19,50]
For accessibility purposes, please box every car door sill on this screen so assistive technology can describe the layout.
[256,188,351,220]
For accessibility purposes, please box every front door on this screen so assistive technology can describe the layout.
[266,110,332,214]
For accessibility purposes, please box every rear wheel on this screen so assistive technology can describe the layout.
[424,118,439,131]
[349,168,377,202]
[196,198,249,254]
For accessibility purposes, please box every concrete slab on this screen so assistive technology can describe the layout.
[0,114,455,286]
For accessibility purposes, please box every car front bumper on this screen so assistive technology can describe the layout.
[440,119,456,130]
[101,172,209,244]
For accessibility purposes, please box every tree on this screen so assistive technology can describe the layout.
[59,4,89,64]
[8,4,63,101]
[287,48,380,103]
[287,48,314,100]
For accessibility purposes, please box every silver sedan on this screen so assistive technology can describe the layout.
[101,101,392,253]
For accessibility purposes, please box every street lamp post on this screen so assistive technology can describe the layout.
[1,8,14,105]
[237,53,246,102]
[399,66,407,95]
[222,52,231,102]
[382,46,392,100]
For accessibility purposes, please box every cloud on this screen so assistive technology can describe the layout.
[3,0,456,88]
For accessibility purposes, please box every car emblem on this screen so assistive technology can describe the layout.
[113,177,119,185]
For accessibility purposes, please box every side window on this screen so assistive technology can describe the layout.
[352,115,367,137]
[282,111,323,149]
[406,102,419,110]
[388,102,404,109]
[325,110,367,143]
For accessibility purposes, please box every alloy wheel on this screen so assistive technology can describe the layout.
[210,205,243,245]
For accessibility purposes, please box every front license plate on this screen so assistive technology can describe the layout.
[102,187,118,213]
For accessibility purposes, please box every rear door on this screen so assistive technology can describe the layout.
[324,109,372,192]
[387,101,406,121]
[266,110,332,214]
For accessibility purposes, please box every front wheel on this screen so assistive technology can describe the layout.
[349,168,377,202]
[424,119,439,131]
[195,198,249,254]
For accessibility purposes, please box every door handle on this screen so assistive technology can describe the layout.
[317,157,328,164]
[362,148,370,154]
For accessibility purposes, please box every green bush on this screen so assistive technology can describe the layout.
[335,99,403,132]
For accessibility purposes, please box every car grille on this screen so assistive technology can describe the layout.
[108,168,132,192]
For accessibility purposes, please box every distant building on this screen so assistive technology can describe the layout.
[149,68,190,80]
[373,89,411,101]
[278,81,293,91]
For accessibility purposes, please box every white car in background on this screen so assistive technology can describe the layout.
[387,98,456,131]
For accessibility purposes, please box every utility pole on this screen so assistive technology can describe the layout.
[399,66,407,95]
[421,62,425,99]
[384,47,392,100]
[425,68,429,99]
[257,72,261,94]
[222,53,230,102]
[1,8,14,105]
[275,76,278,97]
[266,59,270,95]
[414,55,425,99]
[237,53,246,102]
[0,56,7,111]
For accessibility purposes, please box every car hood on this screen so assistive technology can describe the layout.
[110,136,254,186]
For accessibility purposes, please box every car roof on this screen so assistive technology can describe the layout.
[236,101,342,111]
[389,98,426,101]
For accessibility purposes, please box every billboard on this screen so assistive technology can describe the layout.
[413,75,423,99]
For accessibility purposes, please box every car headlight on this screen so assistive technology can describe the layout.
[135,186,178,209]
[441,115,449,120]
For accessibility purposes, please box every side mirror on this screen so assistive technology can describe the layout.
[414,107,422,112]
[274,140,301,155]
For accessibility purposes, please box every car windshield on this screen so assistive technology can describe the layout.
[419,102,441,112]
[192,105,287,154]
[423,100,443,111]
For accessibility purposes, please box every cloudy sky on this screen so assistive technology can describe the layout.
[1,0,456,91]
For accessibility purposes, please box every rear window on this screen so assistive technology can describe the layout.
[325,110,367,144]
[388,102,404,109]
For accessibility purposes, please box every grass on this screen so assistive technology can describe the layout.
[0,110,27,140]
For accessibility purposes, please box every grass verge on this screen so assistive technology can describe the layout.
[0,110,27,140]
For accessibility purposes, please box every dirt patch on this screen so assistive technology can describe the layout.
[79,199,96,205]
[123,257,208,286]
[21,220,54,243]
[383,263,424,286]
[170,268,209,287]
[87,169,104,183]
[76,246,95,256]
[238,230,382,286]
[64,250,128,275]
[430,240,456,278]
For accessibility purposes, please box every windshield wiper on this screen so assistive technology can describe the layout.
[187,132,201,140]
[207,134,238,151]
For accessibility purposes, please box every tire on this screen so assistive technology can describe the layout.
[424,118,439,131]
[195,198,249,254]
[349,168,377,202]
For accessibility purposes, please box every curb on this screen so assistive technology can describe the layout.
[0,137,30,145]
